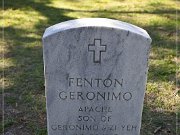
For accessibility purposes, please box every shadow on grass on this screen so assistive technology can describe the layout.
[3,27,40,44]
[2,0,178,135]
[141,104,177,135]
[4,0,76,31]
[2,0,75,134]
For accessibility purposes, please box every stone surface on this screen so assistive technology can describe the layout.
[42,18,151,135]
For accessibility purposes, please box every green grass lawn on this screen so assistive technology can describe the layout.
[0,0,180,135]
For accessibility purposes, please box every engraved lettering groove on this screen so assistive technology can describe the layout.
[88,39,107,63]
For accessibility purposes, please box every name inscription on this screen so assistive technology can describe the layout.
[51,124,137,131]
[68,78,123,88]
[52,76,136,134]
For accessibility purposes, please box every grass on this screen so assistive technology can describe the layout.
[0,0,180,134]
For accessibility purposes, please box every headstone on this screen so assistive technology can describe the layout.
[42,18,151,135]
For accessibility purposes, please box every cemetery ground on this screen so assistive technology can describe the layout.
[0,0,180,135]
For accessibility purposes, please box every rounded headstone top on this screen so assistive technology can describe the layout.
[43,18,151,42]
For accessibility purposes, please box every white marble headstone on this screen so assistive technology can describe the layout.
[42,18,151,135]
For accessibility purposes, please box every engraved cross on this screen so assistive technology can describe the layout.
[88,39,107,63]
